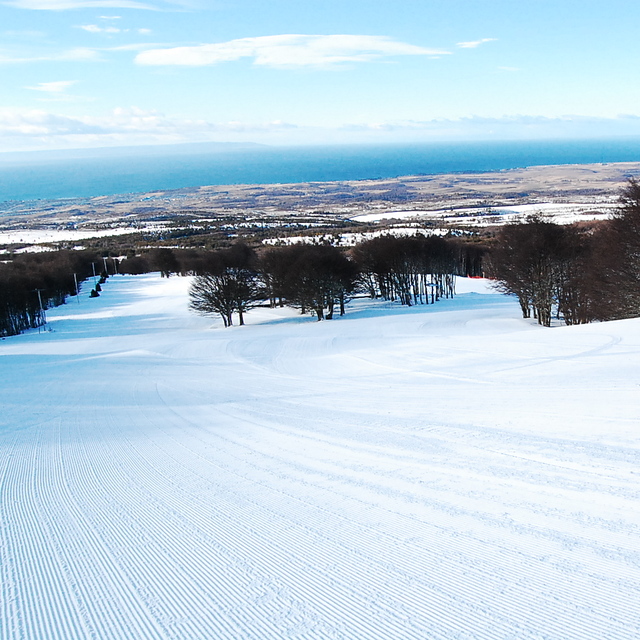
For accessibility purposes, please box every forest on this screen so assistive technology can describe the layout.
[487,178,640,326]
[0,250,98,337]
[185,235,480,326]
[1,178,639,335]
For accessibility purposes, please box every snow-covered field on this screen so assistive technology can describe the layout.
[262,226,449,247]
[0,228,139,246]
[351,202,618,226]
[1,274,639,640]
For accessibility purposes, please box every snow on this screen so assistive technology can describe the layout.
[352,202,618,225]
[1,274,639,639]
[0,228,137,245]
[262,226,447,247]
[0,224,173,247]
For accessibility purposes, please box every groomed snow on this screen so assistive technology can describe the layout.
[1,275,639,639]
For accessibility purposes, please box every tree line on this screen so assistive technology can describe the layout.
[0,250,101,337]
[0,247,204,336]
[186,236,482,326]
[117,236,483,327]
[487,179,640,326]
[0,236,481,336]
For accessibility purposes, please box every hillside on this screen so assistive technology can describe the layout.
[1,275,639,639]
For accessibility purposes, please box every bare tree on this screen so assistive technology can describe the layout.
[189,272,237,327]
[488,217,573,326]
[351,235,457,306]
[590,178,640,319]
[188,244,262,327]
[149,248,179,278]
[282,245,357,320]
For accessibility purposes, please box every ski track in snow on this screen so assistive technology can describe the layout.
[1,274,640,639]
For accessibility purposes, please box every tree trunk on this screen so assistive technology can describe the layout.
[326,300,334,319]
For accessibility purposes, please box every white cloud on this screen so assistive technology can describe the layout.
[75,22,151,35]
[25,80,77,93]
[108,41,161,51]
[4,0,155,8]
[0,109,103,136]
[77,24,122,33]
[0,47,101,63]
[22,81,93,103]
[60,47,100,60]
[457,38,497,49]
[136,34,450,68]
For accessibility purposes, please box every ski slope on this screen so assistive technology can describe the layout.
[1,274,639,640]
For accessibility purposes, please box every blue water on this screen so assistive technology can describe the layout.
[2,139,640,203]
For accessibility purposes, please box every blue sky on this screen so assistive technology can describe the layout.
[2,0,640,151]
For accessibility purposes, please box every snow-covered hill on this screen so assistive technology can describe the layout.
[1,275,639,639]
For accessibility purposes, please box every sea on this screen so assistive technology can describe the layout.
[2,138,640,203]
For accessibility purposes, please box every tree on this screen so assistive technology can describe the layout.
[351,234,457,306]
[488,216,591,326]
[279,245,357,320]
[553,226,595,325]
[189,272,237,327]
[589,178,640,320]
[258,245,306,308]
[0,249,99,336]
[188,243,262,327]
[149,248,179,278]
[119,255,150,275]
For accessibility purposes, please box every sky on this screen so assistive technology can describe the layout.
[2,0,640,152]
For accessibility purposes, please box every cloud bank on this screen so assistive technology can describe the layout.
[3,110,640,152]
[0,107,297,150]
[136,34,450,68]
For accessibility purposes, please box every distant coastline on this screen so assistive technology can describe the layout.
[3,161,640,238]
[2,138,640,203]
